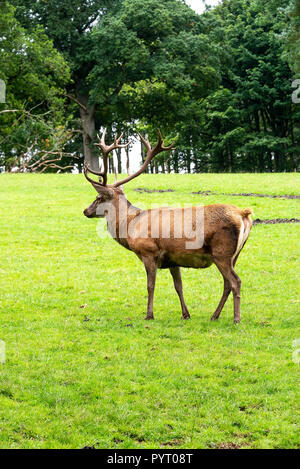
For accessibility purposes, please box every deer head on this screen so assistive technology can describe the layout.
[83,129,175,218]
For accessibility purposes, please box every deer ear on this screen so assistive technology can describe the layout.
[114,185,124,195]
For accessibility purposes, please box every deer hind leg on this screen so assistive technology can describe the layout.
[210,250,242,321]
[210,277,231,321]
[213,258,242,323]
[170,267,190,319]
[143,257,157,320]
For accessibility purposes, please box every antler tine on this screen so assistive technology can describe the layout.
[85,164,106,178]
[83,162,101,182]
[113,130,175,188]
[95,130,131,151]
[83,162,106,190]
[94,129,111,185]
[113,133,133,149]
[158,129,163,145]
[93,129,133,185]
[120,139,133,149]
[139,130,175,157]
[95,130,108,151]
[155,129,175,152]
[115,133,122,145]
[138,133,152,153]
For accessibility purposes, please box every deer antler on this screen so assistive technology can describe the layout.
[113,130,175,188]
[93,129,131,186]
[83,162,106,192]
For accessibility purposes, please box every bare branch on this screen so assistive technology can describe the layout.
[65,94,88,112]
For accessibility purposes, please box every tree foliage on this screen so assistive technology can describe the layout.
[2,0,300,173]
[10,0,221,170]
[287,0,300,74]
[194,0,299,172]
[0,1,71,171]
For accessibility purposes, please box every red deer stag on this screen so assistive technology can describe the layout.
[83,130,253,323]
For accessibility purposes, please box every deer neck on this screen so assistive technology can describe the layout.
[105,193,140,249]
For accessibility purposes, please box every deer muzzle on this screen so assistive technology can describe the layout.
[83,208,94,218]
[83,203,98,218]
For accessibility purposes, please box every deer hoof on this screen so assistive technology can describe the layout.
[144,316,154,320]
[234,319,241,324]
[210,315,219,321]
[181,315,190,320]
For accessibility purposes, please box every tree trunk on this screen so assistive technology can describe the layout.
[186,149,191,173]
[290,119,297,172]
[173,150,179,173]
[141,140,148,172]
[77,95,99,171]
[116,147,122,174]
[125,145,130,175]
[109,155,114,173]
[166,152,171,173]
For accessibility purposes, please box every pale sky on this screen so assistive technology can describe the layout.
[186,0,221,14]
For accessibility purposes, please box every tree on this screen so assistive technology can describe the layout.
[12,0,221,170]
[196,0,300,172]
[287,0,300,74]
[11,0,118,169]
[0,1,71,171]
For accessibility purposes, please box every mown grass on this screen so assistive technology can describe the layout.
[0,173,299,449]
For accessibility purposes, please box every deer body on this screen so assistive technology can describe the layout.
[83,131,252,323]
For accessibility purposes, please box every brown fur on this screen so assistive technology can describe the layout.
[83,131,253,323]
[84,189,253,323]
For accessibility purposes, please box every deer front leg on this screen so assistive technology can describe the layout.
[143,257,157,320]
[170,267,190,319]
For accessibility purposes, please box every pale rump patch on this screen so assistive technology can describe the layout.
[233,219,245,259]
[243,217,251,245]
[234,216,251,260]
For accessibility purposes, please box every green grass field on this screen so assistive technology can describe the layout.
[0,173,299,449]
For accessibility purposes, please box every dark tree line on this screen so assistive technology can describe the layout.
[1,0,299,173]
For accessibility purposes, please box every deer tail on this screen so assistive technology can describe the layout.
[241,208,253,218]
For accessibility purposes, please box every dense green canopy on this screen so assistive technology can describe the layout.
[1,0,299,172]
[0,2,71,171]
[287,0,300,74]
